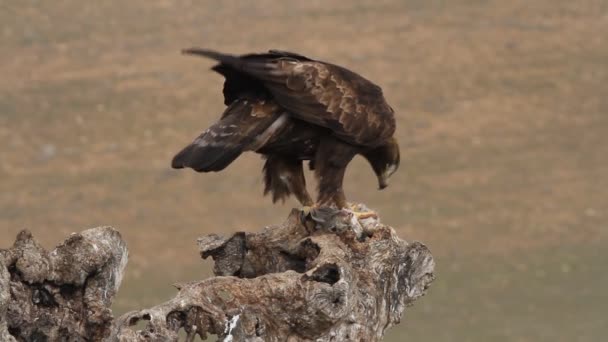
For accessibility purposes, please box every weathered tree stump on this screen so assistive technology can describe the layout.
[0,227,128,341]
[1,205,435,341]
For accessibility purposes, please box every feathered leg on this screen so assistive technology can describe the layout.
[314,137,379,219]
[263,156,313,206]
[314,137,357,209]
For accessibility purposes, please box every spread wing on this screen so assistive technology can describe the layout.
[183,48,396,146]
[171,99,288,172]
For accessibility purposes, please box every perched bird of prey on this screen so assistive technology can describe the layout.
[171,49,400,215]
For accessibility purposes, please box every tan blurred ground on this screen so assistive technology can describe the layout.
[1,1,607,341]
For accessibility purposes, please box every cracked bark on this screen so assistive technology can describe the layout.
[1,205,434,341]
[0,227,128,341]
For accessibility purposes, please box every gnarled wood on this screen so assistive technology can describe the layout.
[1,205,434,341]
[113,206,435,341]
[0,227,128,341]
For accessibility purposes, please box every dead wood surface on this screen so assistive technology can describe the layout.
[0,227,128,341]
[1,205,434,341]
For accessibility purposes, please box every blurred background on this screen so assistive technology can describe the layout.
[1,0,607,341]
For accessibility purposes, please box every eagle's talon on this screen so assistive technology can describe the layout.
[345,203,378,220]
[299,204,323,223]
[353,211,378,220]
[300,205,314,217]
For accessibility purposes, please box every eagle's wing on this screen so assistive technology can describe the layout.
[183,49,396,146]
[171,99,287,172]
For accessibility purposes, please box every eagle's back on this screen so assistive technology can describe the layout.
[189,48,396,147]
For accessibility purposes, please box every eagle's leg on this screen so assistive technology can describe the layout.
[263,156,313,206]
[314,137,357,209]
[288,160,314,206]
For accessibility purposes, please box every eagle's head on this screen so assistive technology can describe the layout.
[363,137,400,190]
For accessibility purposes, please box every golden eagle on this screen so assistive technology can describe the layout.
[171,49,400,214]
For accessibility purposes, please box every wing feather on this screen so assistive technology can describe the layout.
[182,48,396,146]
[171,99,286,172]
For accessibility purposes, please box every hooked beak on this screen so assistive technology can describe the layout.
[378,177,389,190]
[378,166,396,190]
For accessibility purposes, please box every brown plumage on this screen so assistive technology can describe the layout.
[171,49,400,209]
